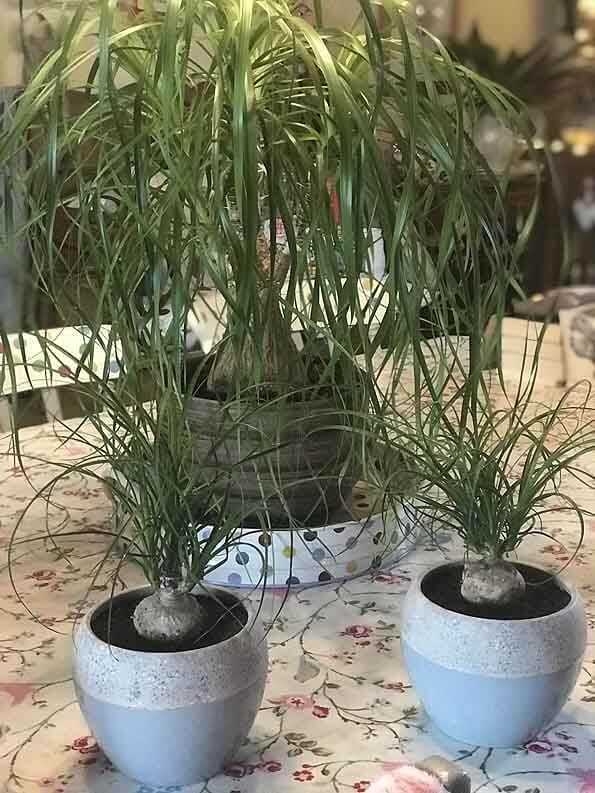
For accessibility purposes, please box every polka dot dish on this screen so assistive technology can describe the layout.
[204,498,418,589]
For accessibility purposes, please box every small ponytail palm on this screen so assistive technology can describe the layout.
[2,0,526,640]
[395,354,595,607]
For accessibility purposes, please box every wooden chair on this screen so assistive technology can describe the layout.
[0,325,120,431]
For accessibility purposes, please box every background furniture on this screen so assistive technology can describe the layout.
[0,325,120,431]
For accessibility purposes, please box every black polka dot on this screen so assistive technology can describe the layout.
[333,526,346,534]
[235,551,250,566]
[373,531,383,546]
[371,555,382,568]
[286,575,300,586]
[318,571,332,583]
[303,530,318,542]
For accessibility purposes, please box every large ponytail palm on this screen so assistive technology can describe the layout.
[1,0,528,641]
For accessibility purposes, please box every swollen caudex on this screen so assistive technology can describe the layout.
[461,559,526,607]
[132,578,206,643]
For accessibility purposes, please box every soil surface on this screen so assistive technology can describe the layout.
[421,562,571,620]
[92,591,248,652]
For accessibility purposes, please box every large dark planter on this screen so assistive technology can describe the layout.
[187,391,357,526]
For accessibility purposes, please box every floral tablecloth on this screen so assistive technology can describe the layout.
[2,390,595,793]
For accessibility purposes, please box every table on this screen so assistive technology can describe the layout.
[2,390,595,793]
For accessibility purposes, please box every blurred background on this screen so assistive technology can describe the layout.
[2,0,595,331]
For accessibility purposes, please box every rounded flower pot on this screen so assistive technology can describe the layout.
[401,562,586,747]
[72,586,267,785]
[187,391,356,526]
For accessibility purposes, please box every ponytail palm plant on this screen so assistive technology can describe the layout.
[2,0,524,642]
[394,351,595,608]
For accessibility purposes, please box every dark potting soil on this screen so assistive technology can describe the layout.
[91,591,248,653]
[421,563,571,620]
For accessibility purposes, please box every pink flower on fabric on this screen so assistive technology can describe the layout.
[29,570,55,582]
[273,694,314,710]
[525,737,554,754]
[571,769,595,793]
[293,768,315,782]
[263,760,282,772]
[312,705,329,718]
[70,736,99,754]
[368,766,444,793]
[0,682,36,706]
[343,625,373,639]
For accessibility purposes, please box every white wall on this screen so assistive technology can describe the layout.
[0,0,26,85]
[454,0,563,53]
[320,0,361,28]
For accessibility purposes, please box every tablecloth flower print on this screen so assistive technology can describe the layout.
[2,389,595,793]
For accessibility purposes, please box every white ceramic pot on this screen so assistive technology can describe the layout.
[401,563,586,747]
[73,586,267,785]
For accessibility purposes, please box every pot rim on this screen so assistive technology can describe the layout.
[79,584,260,658]
[411,561,579,625]
[188,392,346,406]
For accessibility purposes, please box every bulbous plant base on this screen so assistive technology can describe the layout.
[132,582,206,643]
[461,559,525,606]
[73,587,267,785]
[401,562,586,747]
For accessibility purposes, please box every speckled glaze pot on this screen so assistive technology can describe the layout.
[72,587,267,786]
[401,563,586,747]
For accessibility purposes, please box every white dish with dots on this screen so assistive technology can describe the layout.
[203,492,419,589]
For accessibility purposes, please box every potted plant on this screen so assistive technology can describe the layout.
[1,0,533,783]
[6,0,526,555]
[399,356,595,747]
[4,287,269,784]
